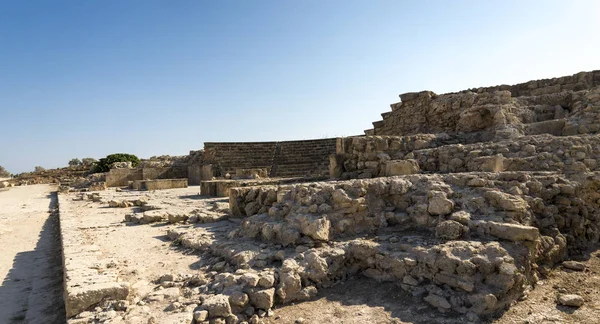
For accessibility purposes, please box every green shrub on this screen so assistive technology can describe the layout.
[0,165,10,178]
[91,153,140,173]
[68,158,82,166]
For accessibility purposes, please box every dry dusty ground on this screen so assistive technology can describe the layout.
[66,186,229,323]
[0,184,65,323]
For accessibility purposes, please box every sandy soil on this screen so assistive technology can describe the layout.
[65,186,229,323]
[0,184,65,323]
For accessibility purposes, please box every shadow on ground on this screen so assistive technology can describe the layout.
[0,192,65,323]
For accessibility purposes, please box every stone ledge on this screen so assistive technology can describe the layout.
[57,194,130,320]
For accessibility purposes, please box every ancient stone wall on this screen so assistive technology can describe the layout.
[226,172,600,315]
[141,166,188,180]
[143,178,188,190]
[471,70,600,97]
[333,134,600,179]
[367,70,600,137]
[105,166,188,187]
[105,168,143,187]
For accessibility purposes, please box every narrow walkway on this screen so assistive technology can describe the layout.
[0,185,65,323]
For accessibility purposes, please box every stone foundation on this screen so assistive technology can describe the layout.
[57,195,130,319]
[142,178,188,191]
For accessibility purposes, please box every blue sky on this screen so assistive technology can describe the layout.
[0,1,598,173]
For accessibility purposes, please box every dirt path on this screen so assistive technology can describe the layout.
[0,184,65,323]
[62,187,223,323]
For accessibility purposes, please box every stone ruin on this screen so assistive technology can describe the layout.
[60,70,600,323]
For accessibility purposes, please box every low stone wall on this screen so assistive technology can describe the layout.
[414,134,600,173]
[143,178,188,191]
[57,195,130,319]
[229,172,599,250]
[334,134,600,179]
[106,166,189,187]
[201,177,325,197]
[141,166,188,180]
[105,168,143,187]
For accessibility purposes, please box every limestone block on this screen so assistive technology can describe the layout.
[247,288,275,310]
[201,294,232,318]
[428,191,454,216]
[384,159,420,176]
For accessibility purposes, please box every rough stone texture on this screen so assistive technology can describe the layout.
[212,169,600,316]
[367,70,600,136]
[201,294,232,318]
[247,288,275,310]
[58,195,130,318]
[557,294,585,307]
[202,178,312,198]
[333,133,600,179]
[435,220,466,240]
[384,159,420,176]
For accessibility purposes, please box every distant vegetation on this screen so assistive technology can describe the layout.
[0,165,10,178]
[91,153,140,173]
[34,166,45,172]
[68,158,82,166]
[82,158,97,166]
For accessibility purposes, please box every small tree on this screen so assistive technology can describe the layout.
[68,158,82,166]
[0,165,10,178]
[34,166,45,172]
[91,153,140,173]
[81,158,97,166]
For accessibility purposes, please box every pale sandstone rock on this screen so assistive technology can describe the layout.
[300,216,330,241]
[487,221,539,241]
[428,191,454,215]
[435,220,467,240]
[229,291,249,307]
[247,288,275,310]
[201,294,232,318]
[384,159,420,176]
[558,294,585,307]
[562,261,585,271]
[484,190,527,212]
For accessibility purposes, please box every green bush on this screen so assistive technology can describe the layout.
[68,158,82,166]
[91,153,140,173]
[0,165,10,178]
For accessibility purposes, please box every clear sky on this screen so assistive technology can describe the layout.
[0,1,598,173]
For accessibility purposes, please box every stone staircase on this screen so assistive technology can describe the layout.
[204,138,337,178]
[204,142,278,176]
[271,138,337,178]
[366,70,600,136]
